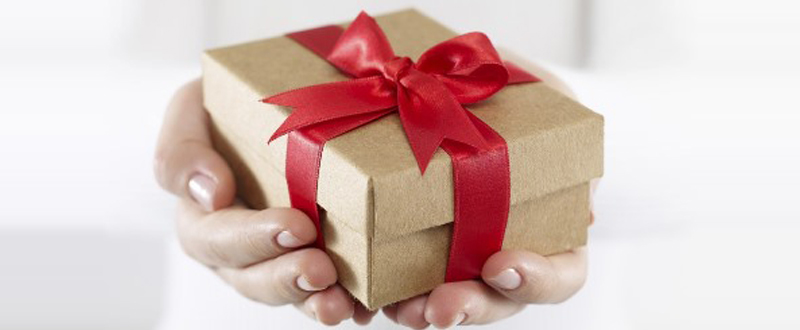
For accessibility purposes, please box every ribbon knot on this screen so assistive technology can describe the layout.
[381,56,413,83]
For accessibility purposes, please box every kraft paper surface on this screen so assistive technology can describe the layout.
[203,9,603,309]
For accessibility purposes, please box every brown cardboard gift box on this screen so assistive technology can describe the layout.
[201,9,604,309]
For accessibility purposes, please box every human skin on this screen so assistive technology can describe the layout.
[154,54,595,328]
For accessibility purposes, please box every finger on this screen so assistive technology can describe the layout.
[294,285,355,326]
[395,295,430,329]
[498,48,576,99]
[423,281,523,327]
[482,247,588,304]
[353,301,378,325]
[154,79,235,211]
[177,200,317,268]
[382,303,399,324]
[216,248,337,306]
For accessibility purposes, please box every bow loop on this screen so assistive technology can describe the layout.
[416,32,509,104]
[327,12,396,78]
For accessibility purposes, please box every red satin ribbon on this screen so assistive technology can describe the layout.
[263,12,539,282]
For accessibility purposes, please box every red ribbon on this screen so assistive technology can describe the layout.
[262,12,539,282]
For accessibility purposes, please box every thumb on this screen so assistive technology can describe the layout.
[154,79,236,211]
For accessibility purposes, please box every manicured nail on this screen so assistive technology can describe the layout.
[441,313,466,328]
[188,173,216,211]
[276,231,304,248]
[297,276,325,292]
[489,268,522,290]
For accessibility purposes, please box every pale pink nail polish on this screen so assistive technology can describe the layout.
[447,313,466,328]
[188,173,216,211]
[489,268,522,290]
[297,276,325,291]
[276,231,304,248]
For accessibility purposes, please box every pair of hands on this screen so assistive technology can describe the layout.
[154,60,591,328]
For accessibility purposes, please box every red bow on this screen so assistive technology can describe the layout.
[262,12,539,282]
[266,12,518,172]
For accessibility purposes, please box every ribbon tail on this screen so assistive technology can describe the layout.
[263,76,396,142]
[505,61,541,84]
[288,25,344,59]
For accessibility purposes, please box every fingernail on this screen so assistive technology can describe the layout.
[297,276,325,292]
[188,173,216,211]
[442,313,466,328]
[488,268,522,290]
[276,231,304,248]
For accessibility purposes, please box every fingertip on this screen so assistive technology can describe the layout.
[425,281,523,326]
[482,250,516,277]
[382,304,399,324]
[174,78,202,100]
[482,251,528,292]
[425,311,464,329]
[424,283,472,328]
[156,79,238,210]
[307,285,354,326]
[352,302,378,325]
[186,173,217,212]
[197,148,236,212]
[482,249,586,304]
[294,248,338,291]
[209,170,236,211]
[396,295,430,329]
[481,250,547,285]
[270,208,318,247]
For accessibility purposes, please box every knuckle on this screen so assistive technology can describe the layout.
[270,265,306,304]
[205,235,235,266]
[152,143,191,192]
[223,266,293,307]
[153,137,209,194]
[176,234,201,262]
[275,281,304,304]
[175,223,209,265]
[228,273,273,305]
[175,207,234,267]
[241,224,278,261]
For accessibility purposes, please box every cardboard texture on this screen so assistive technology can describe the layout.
[203,9,604,309]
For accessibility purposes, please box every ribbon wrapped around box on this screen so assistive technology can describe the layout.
[202,9,604,309]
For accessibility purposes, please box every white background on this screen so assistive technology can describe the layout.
[1,0,799,329]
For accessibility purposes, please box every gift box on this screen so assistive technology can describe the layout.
[202,9,603,309]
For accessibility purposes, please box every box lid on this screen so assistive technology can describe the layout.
[202,9,603,242]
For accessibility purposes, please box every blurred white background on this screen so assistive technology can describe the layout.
[1,0,799,329]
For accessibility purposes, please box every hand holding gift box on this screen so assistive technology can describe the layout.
[156,9,602,327]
